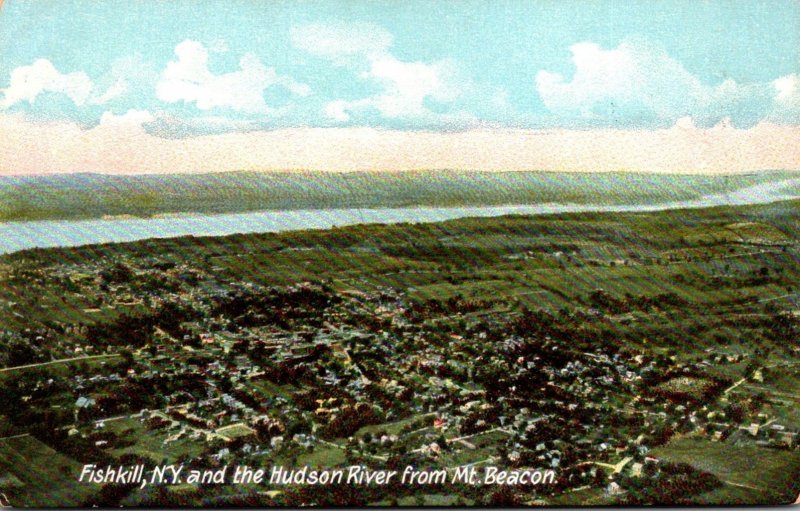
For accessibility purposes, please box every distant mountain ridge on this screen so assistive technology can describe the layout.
[1,169,798,223]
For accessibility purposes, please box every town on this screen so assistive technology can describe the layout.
[0,201,799,506]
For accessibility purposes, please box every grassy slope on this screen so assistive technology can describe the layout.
[0,435,99,507]
[652,436,800,504]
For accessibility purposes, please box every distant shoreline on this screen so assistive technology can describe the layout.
[1,168,799,179]
[1,183,798,255]
[1,169,798,224]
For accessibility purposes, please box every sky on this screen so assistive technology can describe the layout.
[0,0,798,174]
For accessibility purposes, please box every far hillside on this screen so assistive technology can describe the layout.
[0,170,798,222]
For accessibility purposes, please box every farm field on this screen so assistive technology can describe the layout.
[0,199,798,506]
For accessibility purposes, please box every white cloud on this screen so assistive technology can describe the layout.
[294,22,460,123]
[535,39,779,126]
[1,59,93,108]
[326,55,458,122]
[774,74,797,101]
[2,54,160,108]
[290,22,392,63]
[769,74,800,123]
[98,109,154,130]
[156,40,310,113]
[3,112,799,175]
[368,55,456,117]
[324,100,359,122]
[89,54,158,106]
[90,79,127,105]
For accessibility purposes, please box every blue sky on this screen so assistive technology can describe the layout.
[0,0,798,136]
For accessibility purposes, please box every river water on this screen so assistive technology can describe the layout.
[1,178,798,255]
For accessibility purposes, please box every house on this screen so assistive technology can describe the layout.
[779,432,796,449]
[75,396,96,409]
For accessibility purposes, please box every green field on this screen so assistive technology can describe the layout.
[0,435,99,507]
[0,198,798,506]
[652,436,800,504]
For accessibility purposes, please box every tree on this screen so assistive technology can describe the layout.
[83,483,137,507]
[119,348,135,366]
[6,340,41,367]
[100,262,134,285]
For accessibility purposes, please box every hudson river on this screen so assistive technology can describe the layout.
[1,178,798,254]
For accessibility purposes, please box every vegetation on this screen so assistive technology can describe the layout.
[1,169,797,222]
[0,198,798,506]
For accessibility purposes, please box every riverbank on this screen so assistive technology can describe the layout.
[2,170,797,223]
[2,175,799,254]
